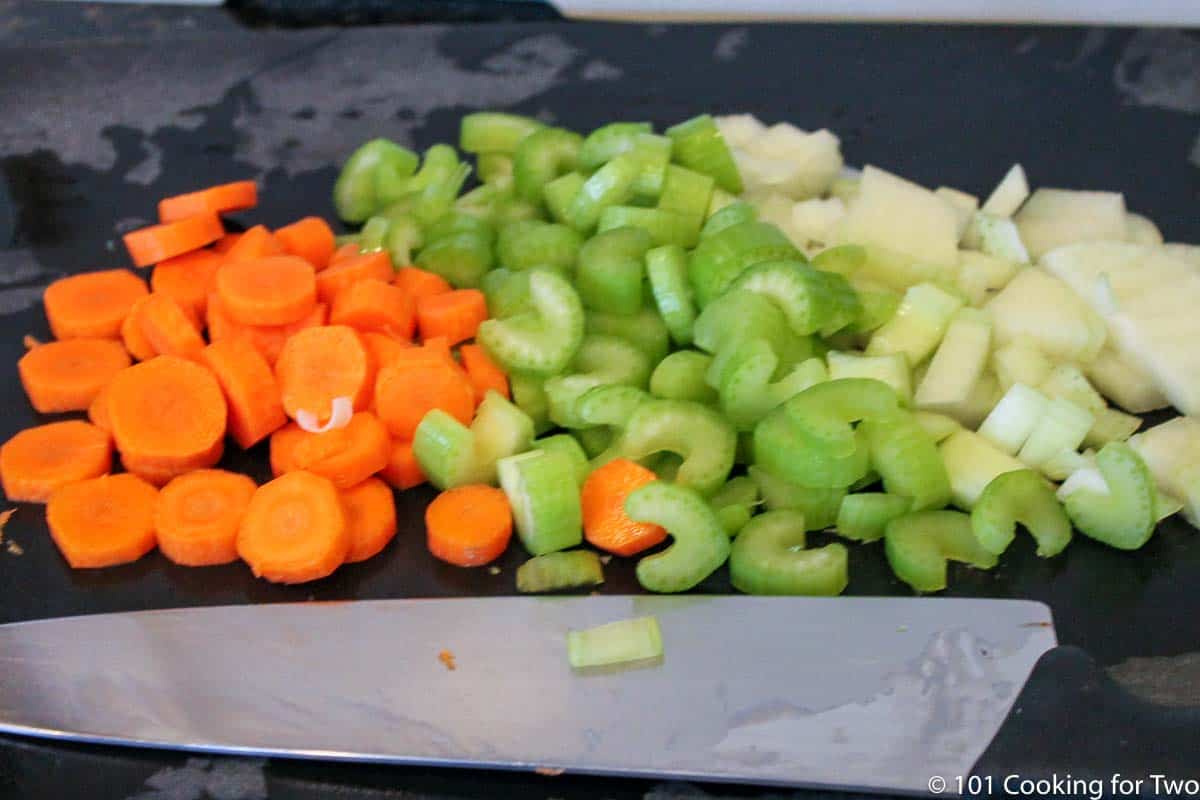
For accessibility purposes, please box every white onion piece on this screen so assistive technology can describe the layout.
[295,396,353,433]
[1057,467,1110,501]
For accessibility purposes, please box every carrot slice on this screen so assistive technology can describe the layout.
[0,421,112,503]
[199,338,287,449]
[237,470,349,584]
[315,251,393,304]
[269,412,390,488]
[459,343,509,401]
[158,181,257,223]
[415,289,488,346]
[150,249,222,319]
[274,217,336,271]
[213,232,242,254]
[88,382,113,432]
[43,269,148,340]
[46,473,158,568]
[394,267,452,302]
[154,469,257,566]
[425,485,513,567]
[206,293,327,365]
[123,212,224,268]
[120,442,223,487]
[18,338,131,413]
[380,438,426,490]
[222,225,285,262]
[106,355,227,476]
[216,255,317,326]
[330,243,362,265]
[275,325,372,420]
[340,477,398,562]
[580,459,668,557]
[374,360,475,439]
[329,278,416,339]
[361,331,414,372]
[138,293,206,360]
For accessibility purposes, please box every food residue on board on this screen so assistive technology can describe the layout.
[438,649,457,671]
[0,509,18,555]
[534,767,566,777]
[487,565,501,576]
[22,335,41,351]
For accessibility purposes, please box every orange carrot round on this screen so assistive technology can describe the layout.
[46,473,159,568]
[88,382,113,432]
[459,343,509,401]
[18,338,131,413]
[415,289,488,346]
[216,255,317,326]
[138,293,206,360]
[221,225,283,262]
[206,293,327,366]
[155,469,257,566]
[315,251,393,304]
[581,458,668,557]
[329,243,362,265]
[340,477,398,562]
[380,438,426,490]
[120,445,223,487]
[0,420,112,503]
[361,331,414,373]
[199,338,287,449]
[237,470,349,584]
[123,213,224,267]
[150,249,222,319]
[275,325,371,420]
[158,181,257,223]
[213,232,242,254]
[268,412,390,488]
[425,485,513,567]
[374,360,475,439]
[394,267,452,302]
[274,216,336,271]
[330,278,416,338]
[43,268,148,340]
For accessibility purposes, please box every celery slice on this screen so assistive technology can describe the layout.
[978,383,1050,455]
[477,270,585,376]
[688,221,802,307]
[836,493,912,542]
[861,413,951,511]
[544,171,586,226]
[517,550,604,593]
[1059,443,1157,550]
[533,434,590,488]
[646,244,697,345]
[578,122,653,171]
[567,152,640,234]
[701,201,757,238]
[412,391,534,489]
[939,429,1027,509]
[972,469,1071,557]
[585,307,671,366]
[614,399,736,495]
[866,282,964,366]
[748,465,846,530]
[826,351,911,405]
[666,114,743,194]
[1016,397,1094,471]
[576,226,653,315]
[496,219,583,274]
[885,510,999,593]
[459,112,543,155]
[567,617,662,669]
[513,127,582,205]
[626,481,732,593]
[709,476,761,537]
[729,510,848,596]
[719,339,826,431]
[498,450,583,556]
[650,350,718,405]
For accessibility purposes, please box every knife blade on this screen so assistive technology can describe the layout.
[0,596,1055,794]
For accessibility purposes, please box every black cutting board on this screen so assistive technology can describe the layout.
[1,18,1199,800]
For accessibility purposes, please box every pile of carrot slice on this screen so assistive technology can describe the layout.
[0,181,497,583]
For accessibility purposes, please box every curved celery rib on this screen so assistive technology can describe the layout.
[412,392,535,489]
[718,339,826,431]
[543,333,652,429]
[586,308,671,366]
[415,229,494,288]
[334,138,419,223]
[709,476,760,536]
[567,152,641,234]
[687,221,801,307]
[614,399,736,495]
[701,200,757,238]
[665,113,743,194]
[1060,442,1157,550]
[972,469,1071,557]
[477,270,584,376]
[625,481,731,593]
[729,510,849,596]
[517,550,604,594]
[496,219,583,274]
[748,466,845,530]
[576,226,653,315]
[577,385,648,430]
[836,493,912,543]
[650,350,718,405]
[884,510,999,593]
[459,112,544,155]
[513,127,583,205]
[646,244,697,345]
[692,290,812,379]
[731,261,862,337]
[860,413,951,511]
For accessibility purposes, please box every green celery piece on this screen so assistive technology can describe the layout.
[411,391,535,488]
[476,153,513,185]
[627,134,674,203]
[533,434,590,487]
[576,226,653,315]
[656,164,714,240]
[700,200,757,238]
[492,195,541,224]
[731,260,862,337]
[477,270,584,375]
[719,339,827,431]
[598,207,698,249]
[729,510,849,596]
[748,465,846,530]
[414,230,493,288]
[498,449,583,556]
[544,172,586,225]
[1062,442,1157,550]
[646,244,697,345]
[850,283,902,334]
[860,413,952,511]
[625,481,731,593]
[614,399,736,495]
[578,122,653,171]
[972,469,1071,557]
[585,307,671,366]
[411,161,472,227]
[481,269,534,319]
[460,112,544,155]
[567,152,640,234]
[378,144,459,210]
[334,138,419,223]
[425,211,495,245]
[836,493,912,542]
[358,216,391,253]
[665,113,743,194]
[709,476,761,537]
[577,385,648,430]
[826,351,912,406]
[567,617,662,669]
[517,550,604,593]
[509,372,552,435]
[578,426,615,459]
[688,221,801,307]
[543,333,652,429]
[811,244,867,276]
[884,510,999,593]
[382,213,423,266]
[513,127,583,205]
[496,219,583,273]
[650,350,718,405]
[453,182,512,221]
[693,290,812,379]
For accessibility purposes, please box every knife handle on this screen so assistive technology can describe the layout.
[971,646,1200,786]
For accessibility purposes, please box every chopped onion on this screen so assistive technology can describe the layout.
[295,396,354,433]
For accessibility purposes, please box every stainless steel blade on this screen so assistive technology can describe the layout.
[0,596,1055,793]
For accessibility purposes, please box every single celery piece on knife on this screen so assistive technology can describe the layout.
[836,492,912,542]
[729,510,848,596]
[477,270,585,376]
[860,412,951,511]
[532,434,590,488]
[1016,396,1094,471]
[971,469,1071,557]
[517,550,604,593]
[649,350,718,405]
[978,383,1050,455]
[827,350,912,405]
[748,465,847,530]
[412,391,535,488]
[885,510,999,593]
[1058,442,1157,550]
[567,617,662,669]
[498,449,583,556]
[939,429,1027,509]
[626,481,732,593]
[866,282,964,365]
[614,399,736,495]
[913,308,993,418]
[1129,417,1200,527]
[459,112,544,155]
[992,335,1054,391]
[913,411,961,444]
[709,476,760,536]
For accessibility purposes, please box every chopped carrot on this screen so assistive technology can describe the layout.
[199,338,287,449]
[154,469,257,566]
[580,459,668,557]
[0,508,13,534]
[43,268,148,340]
[121,445,223,487]
[374,360,475,439]
[425,484,512,567]
[46,473,158,568]
[206,293,326,365]
[121,296,159,361]
[275,325,372,420]
[158,181,257,223]
[339,477,397,562]
[236,470,349,584]
[438,650,457,671]
[380,438,426,490]
[0,421,112,503]
[213,232,242,254]
[315,251,393,304]
[330,278,416,338]
[416,289,488,346]
[138,293,206,360]
[269,412,390,488]
[123,294,202,363]
[329,243,362,265]
[106,355,227,477]
[123,212,224,267]
[88,382,113,433]
[459,344,509,401]
[216,255,317,326]
[361,331,414,373]
[18,338,131,413]
[394,267,452,302]
[150,249,222,319]
[274,217,336,271]
[219,224,283,262]
[417,337,469,377]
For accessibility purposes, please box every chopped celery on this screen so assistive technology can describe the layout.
[585,307,671,366]
[730,260,861,337]
[836,493,912,542]
[693,289,812,377]
[567,152,640,234]
[860,413,951,511]
[657,164,714,236]
[544,171,586,226]
[412,391,534,488]
[460,112,543,155]
[481,268,534,319]
[476,153,513,185]
[1016,397,1094,471]
[939,429,1027,509]
[576,226,652,315]
[517,550,604,593]
[567,617,662,669]
[510,372,552,434]
[415,230,494,288]
[701,201,757,238]
[826,351,911,405]
[625,481,732,592]
[358,216,390,253]
[384,214,423,266]
[719,339,827,431]
[885,510,999,593]
[598,207,697,249]
[978,383,1050,455]
[578,426,615,459]
[576,385,648,431]
[650,350,718,405]
[628,134,674,202]
[533,434,590,487]
[729,510,848,595]
[646,244,697,345]
[544,333,651,429]
[748,465,846,530]
[912,411,961,443]
[848,279,902,334]
[477,270,585,375]
[513,127,582,205]
[709,476,760,536]
[578,122,653,171]
[665,114,743,194]
[866,282,964,366]
[971,469,1071,557]
[498,449,583,556]
[913,308,992,417]
[688,221,801,307]
[334,138,419,223]
[614,399,736,495]
[1059,442,1156,550]
[496,219,583,274]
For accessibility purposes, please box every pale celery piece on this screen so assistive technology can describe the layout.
[885,510,999,593]
[567,617,663,669]
[498,450,583,556]
[867,282,964,365]
[972,469,1071,557]
[626,482,731,593]
[914,308,992,419]
[729,510,848,596]
[517,550,603,593]
[978,383,1050,455]
[827,351,911,405]
[1016,397,1094,472]
[939,429,1027,509]
[836,492,912,543]
[1058,443,1156,550]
